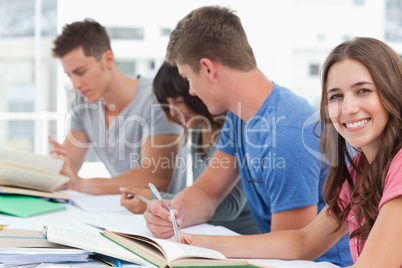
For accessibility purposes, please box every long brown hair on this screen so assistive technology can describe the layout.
[320,37,402,243]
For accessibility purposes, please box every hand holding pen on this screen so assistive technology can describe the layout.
[148,183,181,243]
[120,187,151,214]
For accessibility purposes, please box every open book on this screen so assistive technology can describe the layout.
[0,149,70,199]
[102,229,275,268]
[44,225,144,265]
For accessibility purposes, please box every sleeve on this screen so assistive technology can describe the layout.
[379,150,402,210]
[67,92,86,132]
[210,179,248,221]
[158,192,175,200]
[216,112,238,156]
[264,125,325,213]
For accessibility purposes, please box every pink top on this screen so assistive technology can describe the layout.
[339,149,402,263]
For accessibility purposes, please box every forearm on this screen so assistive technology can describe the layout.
[210,208,346,260]
[175,184,220,227]
[204,231,310,260]
[75,166,173,195]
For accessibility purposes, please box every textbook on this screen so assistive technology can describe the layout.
[0,228,70,248]
[0,148,70,196]
[102,229,275,268]
[0,186,71,200]
[44,225,144,265]
[0,196,66,217]
[0,229,90,264]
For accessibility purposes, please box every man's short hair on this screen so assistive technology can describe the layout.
[52,18,111,60]
[166,6,256,73]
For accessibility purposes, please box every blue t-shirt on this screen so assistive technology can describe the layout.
[217,82,352,266]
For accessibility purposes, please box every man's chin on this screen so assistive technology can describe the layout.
[209,108,228,116]
[84,96,99,103]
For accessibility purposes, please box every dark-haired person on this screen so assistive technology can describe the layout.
[49,19,181,195]
[120,62,260,235]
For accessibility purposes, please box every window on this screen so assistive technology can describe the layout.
[116,60,136,78]
[160,27,171,37]
[309,63,320,76]
[149,60,155,70]
[342,34,351,41]
[385,0,402,42]
[317,33,326,42]
[353,0,365,6]
[107,27,144,40]
[0,0,59,154]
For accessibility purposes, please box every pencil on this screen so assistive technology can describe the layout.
[90,255,114,266]
[126,193,149,204]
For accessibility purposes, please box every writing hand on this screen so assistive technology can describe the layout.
[144,199,183,239]
[171,233,211,249]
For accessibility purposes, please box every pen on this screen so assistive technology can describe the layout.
[148,183,169,210]
[114,259,123,267]
[125,193,149,204]
[90,255,113,266]
[148,183,181,243]
[169,205,180,243]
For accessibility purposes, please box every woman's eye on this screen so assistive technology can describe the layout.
[358,88,371,94]
[329,94,342,101]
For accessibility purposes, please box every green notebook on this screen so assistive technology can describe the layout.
[0,195,66,217]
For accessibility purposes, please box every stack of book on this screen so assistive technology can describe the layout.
[0,148,70,217]
[0,228,90,266]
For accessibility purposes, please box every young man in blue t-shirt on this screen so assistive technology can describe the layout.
[143,6,352,266]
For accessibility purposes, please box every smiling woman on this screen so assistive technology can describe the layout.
[326,59,389,162]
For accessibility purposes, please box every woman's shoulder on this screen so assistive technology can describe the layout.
[391,148,402,163]
[387,148,402,176]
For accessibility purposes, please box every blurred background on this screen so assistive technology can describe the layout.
[0,0,401,176]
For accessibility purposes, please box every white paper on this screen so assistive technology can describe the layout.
[70,194,126,213]
[0,248,89,264]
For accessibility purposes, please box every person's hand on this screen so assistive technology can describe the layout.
[120,187,151,214]
[48,136,82,191]
[143,198,184,239]
[171,233,212,249]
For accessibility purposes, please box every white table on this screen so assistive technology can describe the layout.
[0,191,340,268]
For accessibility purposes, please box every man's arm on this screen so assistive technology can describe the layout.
[63,130,90,173]
[144,149,240,238]
[53,133,179,195]
[74,134,179,195]
[178,150,240,226]
[49,130,90,180]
